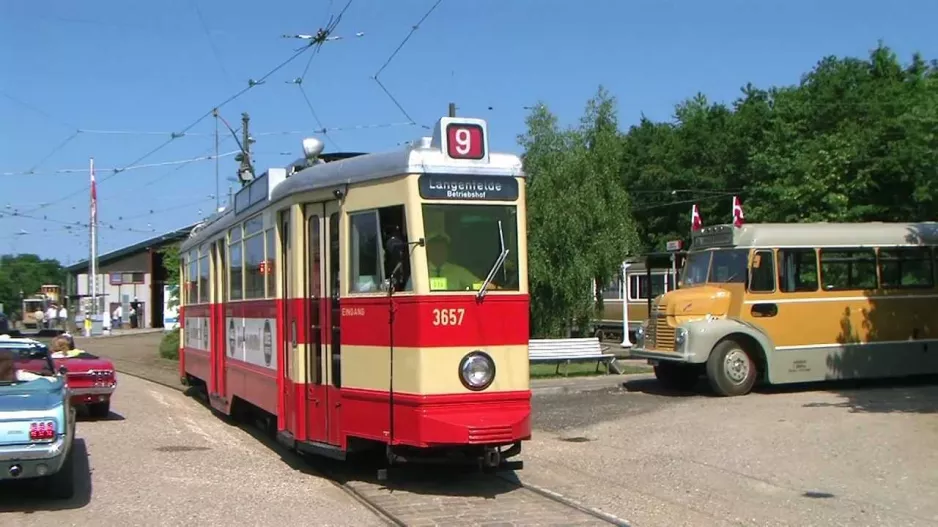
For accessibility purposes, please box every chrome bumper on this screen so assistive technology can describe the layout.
[0,415,73,481]
[629,346,691,363]
[69,385,115,397]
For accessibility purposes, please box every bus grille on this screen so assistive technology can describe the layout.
[647,315,675,352]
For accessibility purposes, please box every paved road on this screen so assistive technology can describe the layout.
[0,373,385,527]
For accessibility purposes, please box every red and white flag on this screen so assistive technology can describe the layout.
[691,204,702,232]
[90,157,97,224]
[732,195,745,227]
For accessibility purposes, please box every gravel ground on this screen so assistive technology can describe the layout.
[0,373,385,527]
[27,331,938,527]
[518,377,938,527]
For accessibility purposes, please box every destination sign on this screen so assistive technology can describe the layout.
[418,174,519,201]
[692,230,734,249]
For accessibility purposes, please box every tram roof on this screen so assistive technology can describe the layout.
[270,138,524,203]
[180,117,525,250]
[692,222,938,249]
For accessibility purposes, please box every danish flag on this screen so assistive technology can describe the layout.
[90,158,97,224]
[732,195,745,227]
[691,204,702,232]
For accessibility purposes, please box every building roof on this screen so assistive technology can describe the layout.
[65,222,198,273]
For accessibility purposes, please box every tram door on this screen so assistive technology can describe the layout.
[303,204,328,444]
[279,210,297,436]
[213,240,227,397]
[304,201,342,446]
[324,202,342,447]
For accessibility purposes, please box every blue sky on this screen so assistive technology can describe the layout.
[1,0,936,265]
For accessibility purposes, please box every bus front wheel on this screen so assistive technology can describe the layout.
[706,339,757,396]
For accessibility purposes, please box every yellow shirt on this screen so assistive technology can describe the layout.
[429,262,480,291]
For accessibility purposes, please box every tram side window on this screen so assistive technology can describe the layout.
[198,248,210,304]
[229,226,244,301]
[601,277,621,300]
[264,228,276,297]
[243,216,266,299]
[628,274,666,301]
[778,249,819,292]
[186,250,198,303]
[348,205,412,293]
[879,247,933,288]
[820,248,877,291]
[378,206,411,292]
[748,250,776,293]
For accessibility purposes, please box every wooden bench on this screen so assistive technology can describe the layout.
[528,337,622,376]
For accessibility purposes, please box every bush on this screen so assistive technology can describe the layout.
[159,328,180,360]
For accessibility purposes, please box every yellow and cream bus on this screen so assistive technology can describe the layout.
[630,222,938,396]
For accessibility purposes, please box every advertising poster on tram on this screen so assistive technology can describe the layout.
[183,316,209,351]
[226,317,277,370]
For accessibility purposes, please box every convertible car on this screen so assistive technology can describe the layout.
[0,345,77,499]
[0,335,117,418]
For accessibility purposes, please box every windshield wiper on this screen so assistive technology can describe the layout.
[477,220,510,302]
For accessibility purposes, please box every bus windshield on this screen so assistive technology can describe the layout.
[421,203,520,292]
[680,249,748,287]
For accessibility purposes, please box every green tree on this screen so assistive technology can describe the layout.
[158,244,181,309]
[520,87,640,337]
[0,254,66,316]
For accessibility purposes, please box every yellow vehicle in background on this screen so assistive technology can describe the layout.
[20,285,61,330]
[629,222,938,396]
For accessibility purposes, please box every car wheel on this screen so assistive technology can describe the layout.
[44,447,76,500]
[706,339,757,396]
[88,400,111,419]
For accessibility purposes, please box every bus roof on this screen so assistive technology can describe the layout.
[693,222,938,249]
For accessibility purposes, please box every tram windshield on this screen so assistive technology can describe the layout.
[421,204,520,292]
[679,249,748,287]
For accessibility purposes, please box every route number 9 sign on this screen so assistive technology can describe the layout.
[445,123,485,160]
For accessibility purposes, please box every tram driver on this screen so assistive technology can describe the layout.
[426,230,479,291]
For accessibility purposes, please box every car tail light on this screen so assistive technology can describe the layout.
[29,421,56,441]
[94,370,115,386]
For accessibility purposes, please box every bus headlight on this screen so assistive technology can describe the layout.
[458,351,495,391]
[635,324,645,343]
[675,327,688,347]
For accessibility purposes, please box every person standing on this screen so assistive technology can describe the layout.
[46,304,58,330]
[33,307,45,330]
[58,304,68,331]
[112,304,122,329]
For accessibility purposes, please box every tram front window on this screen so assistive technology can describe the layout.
[422,204,520,292]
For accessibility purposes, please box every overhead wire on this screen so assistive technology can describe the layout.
[0,194,217,238]
[287,0,356,151]
[188,0,233,85]
[2,150,239,177]
[372,0,443,128]
[21,8,355,216]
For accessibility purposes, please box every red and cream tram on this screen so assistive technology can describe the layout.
[178,116,530,469]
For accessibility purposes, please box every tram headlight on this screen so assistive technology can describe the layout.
[458,351,496,391]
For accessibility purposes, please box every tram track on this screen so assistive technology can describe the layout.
[116,368,631,526]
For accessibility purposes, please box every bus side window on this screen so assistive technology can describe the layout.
[778,249,819,292]
[748,250,776,293]
[820,248,877,291]
[879,247,934,289]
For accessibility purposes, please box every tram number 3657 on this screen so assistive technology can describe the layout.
[432,308,465,326]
